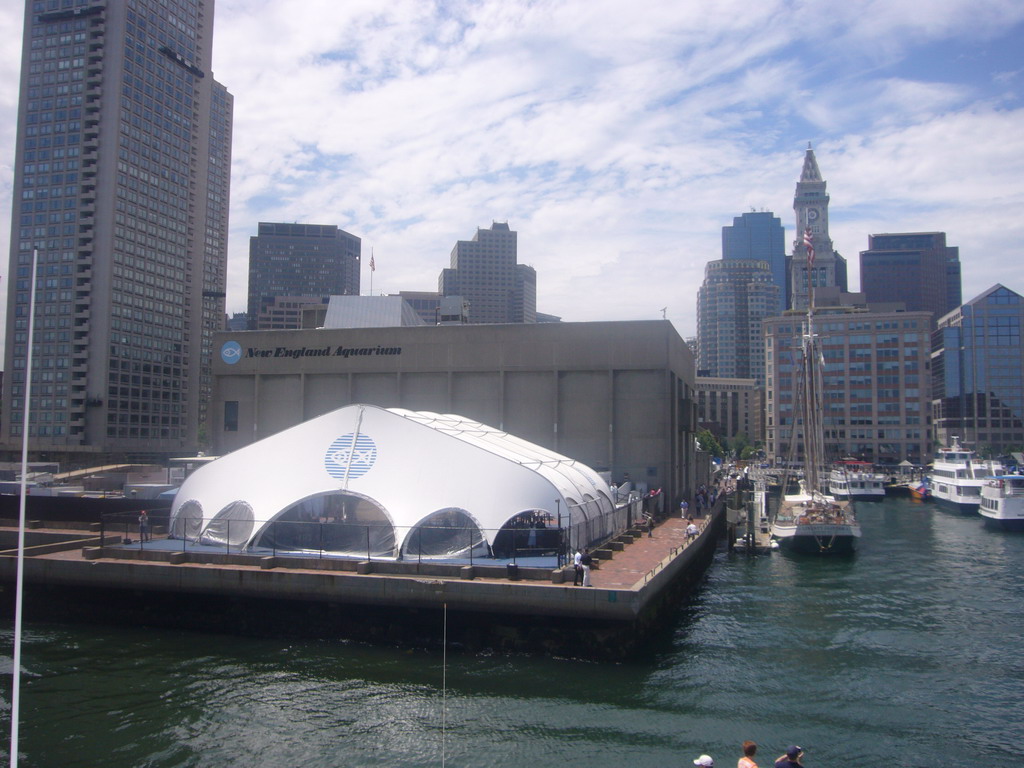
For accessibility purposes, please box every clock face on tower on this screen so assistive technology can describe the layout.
[807,207,820,222]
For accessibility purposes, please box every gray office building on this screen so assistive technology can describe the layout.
[859,232,962,327]
[696,258,780,386]
[439,222,536,324]
[765,302,932,465]
[247,222,361,330]
[3,0,232,456]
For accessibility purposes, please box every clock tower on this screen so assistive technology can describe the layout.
[790,144,846,310]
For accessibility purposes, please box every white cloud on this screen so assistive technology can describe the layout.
[1,0,1023,345]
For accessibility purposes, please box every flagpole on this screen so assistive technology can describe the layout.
[10,248,39,768]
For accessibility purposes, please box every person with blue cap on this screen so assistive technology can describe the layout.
[774,745,803,767]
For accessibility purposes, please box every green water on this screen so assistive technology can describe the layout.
[2,497,1021,766]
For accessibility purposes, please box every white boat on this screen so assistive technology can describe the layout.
[926,437,1004,514]
[828,461,886,501]
[980,475,1024,531]
[770,235,860,556]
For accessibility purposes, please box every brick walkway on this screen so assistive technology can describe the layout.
[585,514,711,589]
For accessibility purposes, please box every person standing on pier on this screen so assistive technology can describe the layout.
[573,548,583,586]
[138,510,151,542]
[580,549,593,586]
[738,741,758,768]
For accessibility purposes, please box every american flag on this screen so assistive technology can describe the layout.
[803,227,815,267]
[370,252,375,272]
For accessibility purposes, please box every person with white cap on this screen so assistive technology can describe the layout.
[693,755,714,767]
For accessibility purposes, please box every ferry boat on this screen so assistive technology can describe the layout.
[828,461,886,501]
[926,437,1004,514]
[770,228,860,555]
[979,475,1024,531]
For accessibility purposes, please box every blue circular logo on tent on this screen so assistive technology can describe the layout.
[325,434,377,480]
[221,341,242,365]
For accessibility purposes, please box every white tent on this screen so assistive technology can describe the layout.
[169,404,615,558]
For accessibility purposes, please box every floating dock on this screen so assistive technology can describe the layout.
[0,505,726,660]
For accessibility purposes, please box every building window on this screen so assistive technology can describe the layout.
[224,400,238,432]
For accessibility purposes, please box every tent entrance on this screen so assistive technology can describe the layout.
[255,491,396,558]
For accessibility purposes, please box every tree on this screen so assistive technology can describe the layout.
[696,428,725,459]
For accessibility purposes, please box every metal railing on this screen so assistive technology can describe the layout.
[100,498,645,569]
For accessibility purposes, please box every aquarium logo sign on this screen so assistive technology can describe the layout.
[221,341,242,365]
[324,433,378,480]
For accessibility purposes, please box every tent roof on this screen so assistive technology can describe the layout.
[170,404,613,552]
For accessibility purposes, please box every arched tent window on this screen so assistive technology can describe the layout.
[169,499,204,541]
[402,508,488,561]
[202,500,255,549]
[254,491,396,558]
[492,509,560,560]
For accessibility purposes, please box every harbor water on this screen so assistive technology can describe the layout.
[2,496,1022,766]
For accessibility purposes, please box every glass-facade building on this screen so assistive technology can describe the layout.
[722,211,788,309]
[931,285,1023,452]
[247,222,361,330]
[4,0,232,455]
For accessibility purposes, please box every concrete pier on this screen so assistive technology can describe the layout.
[0,506,726,660]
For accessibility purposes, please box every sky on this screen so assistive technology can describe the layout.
[1,0,1024,340]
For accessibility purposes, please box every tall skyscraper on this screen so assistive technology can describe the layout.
[247,222,361,330]
[859,232,962,326]
[696,258,780,386]
[789,145,847,310]
[931,284,1024,452]
[722,211,788,309]
[3,0,232,455]
[439,221,536,324]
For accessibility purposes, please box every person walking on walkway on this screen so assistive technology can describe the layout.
[680,498,689,518]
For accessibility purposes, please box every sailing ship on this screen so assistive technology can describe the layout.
[770,227,861,555]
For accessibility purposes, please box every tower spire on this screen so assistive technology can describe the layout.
[800,145,822,182]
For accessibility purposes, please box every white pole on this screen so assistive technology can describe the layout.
[11,248,39,767]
